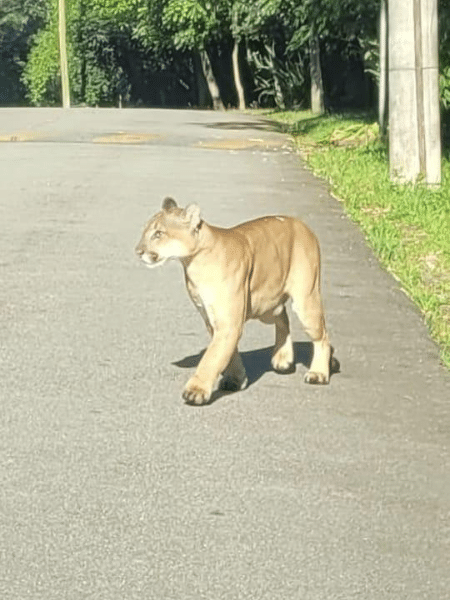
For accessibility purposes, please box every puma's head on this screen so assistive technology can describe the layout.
[135,197,202,268]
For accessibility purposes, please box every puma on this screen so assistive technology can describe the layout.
[135,197,337,405]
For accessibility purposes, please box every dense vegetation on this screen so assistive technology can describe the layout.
[1,1,449,113]
[1,0,380,109]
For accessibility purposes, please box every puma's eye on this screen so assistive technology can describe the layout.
[152,230,163,240]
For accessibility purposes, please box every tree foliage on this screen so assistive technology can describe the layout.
[0,0,48,53]
[3,0,448,113]
[22,15,59,105]
[162,0,223,51]
[0,0,48,103]
[21,0,143,106]
[439,0,450,109]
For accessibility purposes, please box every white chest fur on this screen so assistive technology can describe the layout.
[185,277,218,331]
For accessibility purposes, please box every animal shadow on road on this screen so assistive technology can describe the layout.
[172,342,315,405]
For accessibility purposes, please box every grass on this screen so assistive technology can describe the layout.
[263,110,450,370]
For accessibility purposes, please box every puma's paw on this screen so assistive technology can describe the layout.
[271,356,295,374]
[304,371,329,385]
[271,347,294,374]
[182,377,212,405]
[219,375,248,392]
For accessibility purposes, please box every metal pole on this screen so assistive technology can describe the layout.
[58,0,71,108]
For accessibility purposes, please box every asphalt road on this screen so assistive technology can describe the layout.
[1,108,449,600]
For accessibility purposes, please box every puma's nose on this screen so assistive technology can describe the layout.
[135,243,144,257]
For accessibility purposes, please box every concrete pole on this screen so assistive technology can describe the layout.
[378,0,388,137]
[58,0,71,108]
[388,0,440,184]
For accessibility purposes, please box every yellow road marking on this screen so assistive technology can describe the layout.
[93,132,162,144]
[0,131,47,142]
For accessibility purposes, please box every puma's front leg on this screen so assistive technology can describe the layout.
[260,307,294,373]
[220,350,248,392]
[183,326,243,405]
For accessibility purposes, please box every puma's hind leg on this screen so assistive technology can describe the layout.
[291,288,331,385]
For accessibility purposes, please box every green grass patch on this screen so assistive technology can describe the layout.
[265,110,450,369]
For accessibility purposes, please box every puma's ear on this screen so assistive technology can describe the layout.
[185,203,202,231]
[162,197,178,212]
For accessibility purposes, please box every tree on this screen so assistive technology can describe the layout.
[0,0,47,54]
[233,0,302,109]
[288,0,379,113]
[162,0,226,109]
[439,0,450,125]
[22,1,60,106]
[17,0,383,111]
[0,0,48,104]
[23,0,140,106]
[230,3,246,109]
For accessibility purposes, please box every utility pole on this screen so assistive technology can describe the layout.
[378,0,388,137]
[389,0,440,184]
[58,0,70,108]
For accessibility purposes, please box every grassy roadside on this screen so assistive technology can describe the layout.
[265,110,450,370]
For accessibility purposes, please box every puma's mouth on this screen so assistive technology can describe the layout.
[141,253,166,268]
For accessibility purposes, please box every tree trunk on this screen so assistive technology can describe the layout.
[199,49,224,110]
[268,43,285,109]
[310,33,324,114]
[194,52,210,107]
[232,38,246,110]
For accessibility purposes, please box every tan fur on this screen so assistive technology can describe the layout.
[136,197,335,405]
